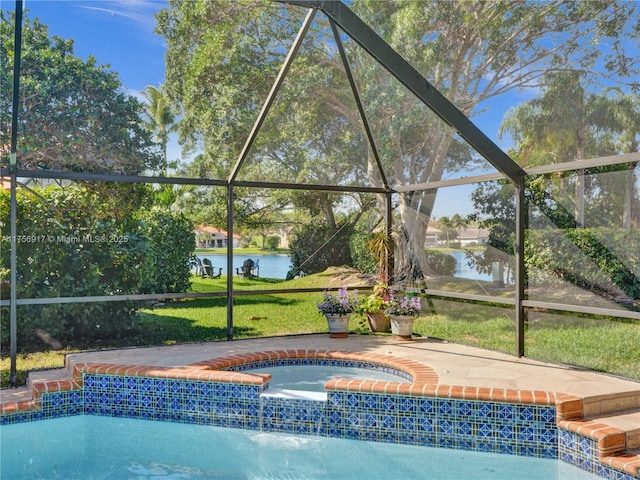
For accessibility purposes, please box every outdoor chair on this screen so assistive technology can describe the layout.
[236,258,259,278]
[195,257,206,277]
[202,258,214,278]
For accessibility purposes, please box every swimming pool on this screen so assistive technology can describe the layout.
[0,415,602,479]
[0,349,633,479]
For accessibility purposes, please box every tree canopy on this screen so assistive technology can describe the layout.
[156,0,639,279]
[0,11,160,173]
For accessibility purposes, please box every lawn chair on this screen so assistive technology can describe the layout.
[236,258,258,278]
[202,258,214,278]
[195,257,206,277]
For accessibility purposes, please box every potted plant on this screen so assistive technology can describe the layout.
[317,287,359,338]
[355,282,390,332]
[385,288,421,340]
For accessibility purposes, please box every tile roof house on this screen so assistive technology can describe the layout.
[195,225,241,249]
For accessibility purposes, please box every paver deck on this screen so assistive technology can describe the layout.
[3,334,638,403]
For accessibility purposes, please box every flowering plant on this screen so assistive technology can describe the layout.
[317,287,359,315]
[384,289,421,316]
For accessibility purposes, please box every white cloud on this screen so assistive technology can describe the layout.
[77,0,164,33]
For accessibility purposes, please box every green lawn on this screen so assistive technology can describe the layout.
[2,270,639,387]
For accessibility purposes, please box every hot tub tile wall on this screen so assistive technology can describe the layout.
[261,396,327,435]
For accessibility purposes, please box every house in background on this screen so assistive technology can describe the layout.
[195,225,241,249]
[424,224,490,247]
[424,225,443,247]
[456,226,490,246]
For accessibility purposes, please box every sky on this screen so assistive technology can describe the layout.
[19,0,167,93]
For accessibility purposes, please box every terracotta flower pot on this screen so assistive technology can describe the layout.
[389,315,415,340]
[367,311,390,332]
[324,313,350,338]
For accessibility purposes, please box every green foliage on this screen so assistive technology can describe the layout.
[0,12,160,172]
[349,231,376,274]
[425,250,457,276]
[289,223,354,276]
[264,235,279,251]
[138,208,195,294]
[526,228,640,300]
[0,186,195,350]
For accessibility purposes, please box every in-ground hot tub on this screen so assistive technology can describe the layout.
[234,360,412,393]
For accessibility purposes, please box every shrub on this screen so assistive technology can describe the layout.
[138,208,195,294]
[289,223,354,276]
[425,250,457,276]
[349,231,377,274]
[0,187,195,350]
[265,235,280,251]
[526,228,640,300]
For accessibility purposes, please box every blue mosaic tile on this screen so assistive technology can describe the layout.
[497,403,513,420]
[439,400,454,416]
[439,419,454,435]
[364,394,378,409]
[519,406,534,422]
[382,396,395,411]
[419,398,435,414]
[457,401,473,417]
[478,403,493,418]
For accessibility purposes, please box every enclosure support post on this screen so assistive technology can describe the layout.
[226,183,234,341]
[386,191,393,285]
[9,175,18,387]
[515,175,526,357]
[9,0,24,388]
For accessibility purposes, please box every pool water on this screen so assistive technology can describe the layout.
[0,416,601,480]
[246,365,410,392]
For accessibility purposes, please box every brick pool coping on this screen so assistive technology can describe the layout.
[1,349,638,478]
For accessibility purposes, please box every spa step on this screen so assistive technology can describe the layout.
[582,391,640,417]
[585,408,640,450]
[558,400,640,479]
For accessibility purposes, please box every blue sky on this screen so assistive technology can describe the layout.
[21,0,167,93]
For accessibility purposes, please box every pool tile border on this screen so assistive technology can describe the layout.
[1,349,638,479]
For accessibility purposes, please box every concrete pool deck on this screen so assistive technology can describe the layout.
[2,333,639,407]
[2,334,640,476]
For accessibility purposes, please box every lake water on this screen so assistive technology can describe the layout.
[199,253,292,279]
[450,250,493,282]
[197,252,492,281]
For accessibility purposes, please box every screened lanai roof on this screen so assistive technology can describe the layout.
[229,1,525,191]
[5,1,636,189]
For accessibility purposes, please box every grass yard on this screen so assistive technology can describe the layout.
[2,268,639,387]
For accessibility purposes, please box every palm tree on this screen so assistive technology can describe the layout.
[500,72,628,228]
[603,89,640,229]
[141,85,179,176]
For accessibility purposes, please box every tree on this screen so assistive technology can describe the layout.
[500,74,640,229]
[0,12,160,173]
[437,216,456,244]
[155,0,639,280]
[141,84,179,176]
[350,0,639,279]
